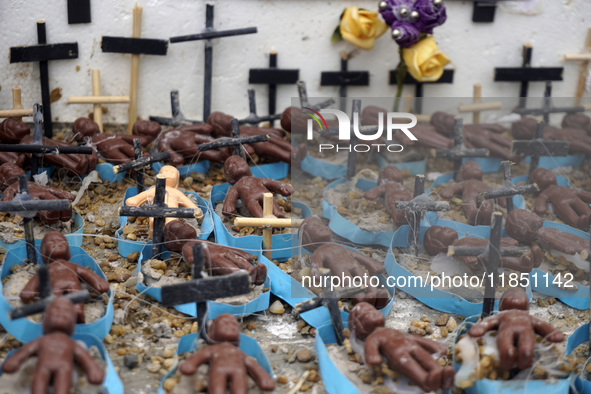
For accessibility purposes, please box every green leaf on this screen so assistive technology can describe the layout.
[331,25,343,44]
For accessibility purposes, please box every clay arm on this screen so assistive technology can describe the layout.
[440,182,464,200]
[363,184,387,201]
[533,192,549,214]
[351,251,386,276]
[1,339,40,373]
[221,187,239,216]
[537,228,588,255]
[20,274,39,302]
[170,192,203,218]
[409,125,452,149]
[244,356,276,391]
[261,179,293,196]
[74,342,105,384]
[575,190,591,204]
[125,189,152,207]
[179,348,212,375]
[72,263,110,293]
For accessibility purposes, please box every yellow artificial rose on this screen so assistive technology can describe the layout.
[339,7,388,50]
[403,36,451,82]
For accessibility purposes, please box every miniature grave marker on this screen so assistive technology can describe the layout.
[494,44,563,108]
[249,52,299,126]
[101,4,169,133]
[161,243,251,340]
[458,84,502,124]
[9,21,79,137]
[477,161,538,213]
[395,175,450,255]
[149,90,201,126]
[321,53,369,111]
[472,1,498,23]
[113,147,171,193]
[434,116,489,179]
[512,81,585,125]
[238,90,282,126]
[563,28,591,106]
[170,4,257,121]
[67,70,130,132]
[67,0,91,24]
[297,81,335,111]
[0,87,34,121]
[197,129,269,159]
[11,287,90,320]
[389,69,454,114]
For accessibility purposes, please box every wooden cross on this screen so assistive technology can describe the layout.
[0,87,34,121]
[321,53,370,111]
[67,69,130,132]
[249,52,299,127]
[389,69,454,114]
[198,124,269,159]
[512,82,585,125]
[511,120,570,177]
[118,174,201,259]
[472,1,498,23]
[9,21,79,138]
[101,4,169,133]
[477,161,538,213]
[67,0,91,24]
[297,81,335,111]
[238,90,282,126]
[149,90,201,126]
[161,243,251,340]
[434,116,489,179]
[170,4,257,122]
[395,175,450,256]
[494,44,563,108]
[458,84,502,124]
[233,193,303,259]
[563,28,591,106]
[114,139,171,194]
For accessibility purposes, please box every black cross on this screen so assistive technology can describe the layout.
[118,174,200,259]
[198,131,269,158]
[297,81,335,110]
[395,175,450,256]
[512,81,585,125]
[472,1,498,23]
[511,120,570,177]
[101,35,168,56]
[249,52,299,127]
[447,212,529,317]
[434,116,489,179]
[494,44,563,108]
[10,22,78,138]
[295,279,364,346]
[321,55,369,112]
[67,0,91,24]
[149,90,202,126]
[161,243,251,340]
[0,175,71,265]
[112,146,171,194]
[238,90,282,126]
[477,161,538,213]
[170,4,257,122]
[388,70,454,114]
[0,104,93,180]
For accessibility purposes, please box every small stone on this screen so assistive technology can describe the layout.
[435,314,449,326]
[113,309,126,325]
[409,326,426,336]
[153,322,173,338]
[271,345,278,353]
[116,348,127,356]
[277,376,288,384]
[296,348,314,363]
[163,358,174,369]
[163,348,175,358]
[440,327,449,338]
[106,267,131,283]
[147,362,161,373]
[269,300,285,314]
[123,354,139,369]
[108,254,118,262]
[163,378,176,392]
[127,252,139,264]
[446,317,457,331]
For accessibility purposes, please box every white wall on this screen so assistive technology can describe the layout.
[0,0,589,125]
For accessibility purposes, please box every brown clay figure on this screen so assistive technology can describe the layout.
[439,161,506,226]
[468,287,564,371]
[299,217,389,309]
[423,226,543,273]
[512,116,591,156]
[562,112,591,136]
[1,180,75,224]
[0,162,25,191]
[163,220,267,286]
[1,297,105,394]
[19,232,110,323]
[363,166,413,226]
[505,208,589,256]
[348,302,454,392]
[222,156,293,218]
[72,117,161,164]
[0,118,27,167]
[178,314,275,393]
[530,167,591,230]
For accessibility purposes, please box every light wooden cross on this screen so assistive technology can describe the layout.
[458,84,502,124]
[402,94,430,123]
[564,28,591,106]
[0,88,34,120]
[233,193,303,259]
[67,69,130,132]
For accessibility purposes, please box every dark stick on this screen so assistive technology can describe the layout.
[37,22,52,138]
[478,184,538,203]
[112,151,171,174]
[133,139,144,193]
[18,176,37,264]
[297,81,335,110]
[118,206,198,219]
[38,265,51,299]
[530,120,545,177]
[30,103,43,180]
[0,199,71,212]
[269,53,277,126]
[340,57,348,112]
[519,45,532,109]
[410,175,425,256]
[202,4,214,122]
[192,243,208,340]
[151,176,166,259]
[170,27,258,43]
[347,100,361,179]
[0,145,94,155]
[197,135,269,152]
[450,245,530,258]
[10,290,90,320]
[230,118,242,158]
[482,212,503,318]
[453,117,464,176]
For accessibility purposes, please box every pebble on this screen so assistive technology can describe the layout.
[163,358,174,369]
[153,322,173,338]
[269,300,285,314]
[435,314,449,326]
[277,376,288,384]
[446,317,457,331]
[123,354,139,369]
[296,348,314,363]
[113,309,126,325]
[127,252,139,264]
[163,379,176,392]
[106,267,131,283]
[147,362,161,373]
[163,348,175,358]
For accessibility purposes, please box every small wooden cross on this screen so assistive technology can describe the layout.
[0,87,34,121]
[512,82,585,125]
[477,161,538,213]
[297,81,335,111]
[389,69,454,114]
[170,4,257,121]
[10,21,79,137]
[238,90,282,126]
[321,53,369,111]
[67,70,130,132]
[161,243,251,340]
[249,52,299,127]
[101,4,169,133]
[112,148,171,194]
[563,28,591,106]
[458,84,502,124]
[149,90,201,126]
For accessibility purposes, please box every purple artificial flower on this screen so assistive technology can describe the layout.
[414,0,447,34]
[378,0,416,26]
[390,20,422,47]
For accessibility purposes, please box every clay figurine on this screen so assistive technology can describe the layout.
[0,118,27,166]
[298,217,389,308]
[163,220,267,285]
[505,208,589,256]
[423,225,543,273]
[348,302,454,392]
[1,297,105,394]
[222,156,293,218]
[363,165,413,226]
[72,117,161,164]
[562,112,591,136]
[468,287,564,371]
[20,231,110,323]
[512,116,591,156]
[530,167,591,230]
[178,314,275,393]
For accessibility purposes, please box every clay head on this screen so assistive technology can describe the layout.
[298,217,332,252]
[378,166,404,185]
[457,160,483,181]
[430,112,455,137]
[43,297,77,335]
[0,163,25,192]
[423,226,459,256]
[40,231,71,264]
[0,118,30,144]
[499,287,529,312]
[348,302,385,341]
[223,156,252,185]
[505,209,543,244]
[510,117,537,140]
[158,165,180,188]
[208,313,241,345]
[72,117,100,142]
[562,112,591,135]
[163,220,197,253]
[530,167,557,191]
[132,120,161,143]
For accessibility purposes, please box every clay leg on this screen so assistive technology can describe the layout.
[229,370,248,394]
[54,369,74,394]
[31,368,52,394]
[208,371,230,394]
